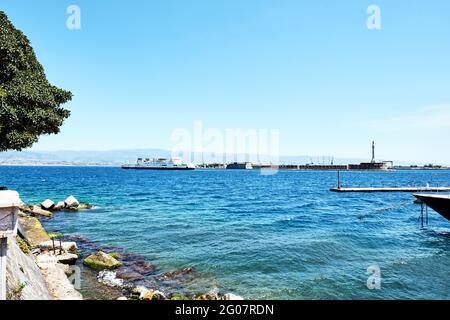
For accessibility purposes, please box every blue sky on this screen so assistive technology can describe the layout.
[2,1,450,163]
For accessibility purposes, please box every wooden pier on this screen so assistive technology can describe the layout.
[330,187,450,193]
[330,170,450,193]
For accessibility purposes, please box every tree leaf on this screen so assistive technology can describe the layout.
[0,11,72,151]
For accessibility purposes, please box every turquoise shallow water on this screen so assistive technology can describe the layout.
[1,166,449,299]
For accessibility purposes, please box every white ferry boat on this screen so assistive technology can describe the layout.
[122,158,195,170]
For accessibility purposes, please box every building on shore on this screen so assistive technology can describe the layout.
[348,161,392,170]
[348,142,393,170]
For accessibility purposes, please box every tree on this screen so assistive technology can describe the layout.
[0,11,72,151]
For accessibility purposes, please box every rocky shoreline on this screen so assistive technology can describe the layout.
[12,195,244,301]
[8,195,88,300]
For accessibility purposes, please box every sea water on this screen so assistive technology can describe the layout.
[1,166,449,299]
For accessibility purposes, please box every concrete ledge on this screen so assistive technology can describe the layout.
[0,191,21,208]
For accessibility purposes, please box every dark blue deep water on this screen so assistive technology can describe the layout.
[1,166,449,299]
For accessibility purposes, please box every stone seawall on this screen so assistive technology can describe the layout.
[6,237,52,300]
[6,213,83,300]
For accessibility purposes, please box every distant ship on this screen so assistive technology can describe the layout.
[122,158,195,170]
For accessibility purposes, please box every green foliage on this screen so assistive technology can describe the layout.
[7,282,26,300]
[76,203,93,210]
[16,235,31,254]
[83,257,108,270]
[170,293,188,300]
[108,252,121,259]
[83,252,122,270]
[48,232,63,239]
[83,256,122,270]
[0,11,72,151]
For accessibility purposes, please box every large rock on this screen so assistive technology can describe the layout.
[115,269,144,282]
[19,216,51,247]
[56,253,78,265]
[132,286,148,299]
[40,199,55,211]
[142,289,166,300]
[37,252,78,265]
[56,252,78,266]
[195,291,220,300]
[20,205,53,218]
[83,251,122,270]
[64,196,79,210]
[31,206,53,218]
[125,259,156,275]
[223,293,244,300]
[156,267,195,281]
[53,201,66,211]
[78,203,93,210]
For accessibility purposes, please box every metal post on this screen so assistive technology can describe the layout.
[420,203,424,228]
[0,238,7,300]
[337,171,341,190]
[371,141,375,163]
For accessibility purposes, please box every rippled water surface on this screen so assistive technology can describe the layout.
[1,167,449,299]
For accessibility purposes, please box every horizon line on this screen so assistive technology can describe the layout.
[1,148,447,166]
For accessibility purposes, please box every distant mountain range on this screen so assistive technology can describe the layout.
[0,149,169,166]
[0,149,423,167]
